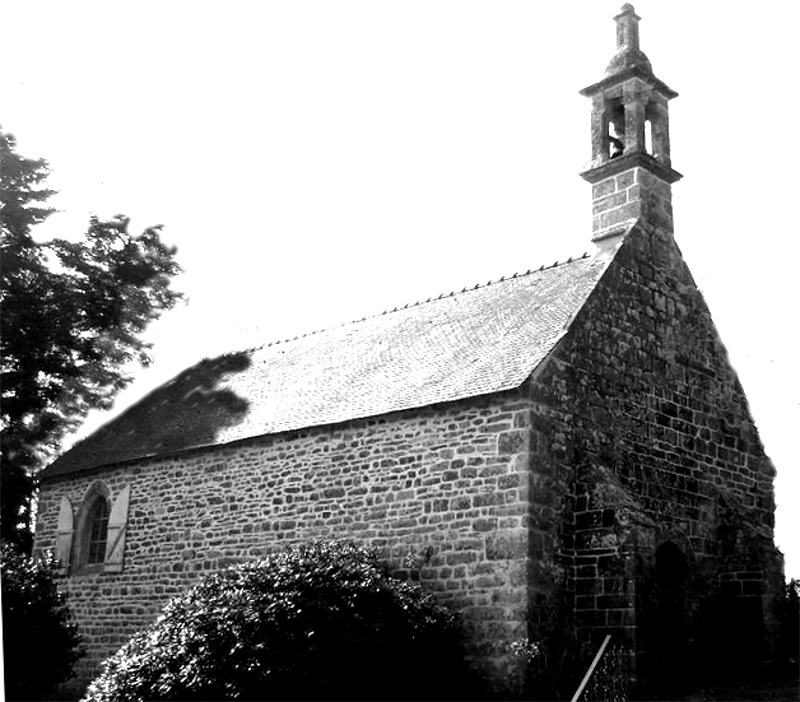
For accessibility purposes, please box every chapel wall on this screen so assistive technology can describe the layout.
[36,392,538,695]
[527,225,782,678]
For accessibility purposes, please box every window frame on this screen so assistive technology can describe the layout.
[86,498,110,565]
[72,482,112,575]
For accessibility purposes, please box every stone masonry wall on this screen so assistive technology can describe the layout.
[34,222,783,696]
[36,391,538,695]
[591,166,675,240]
[525,223,782,683]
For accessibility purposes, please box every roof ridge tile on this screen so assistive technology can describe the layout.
[221,250,595,358]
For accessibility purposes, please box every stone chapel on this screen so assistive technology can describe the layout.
[35,5,783,697]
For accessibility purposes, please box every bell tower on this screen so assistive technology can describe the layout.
[580,4,681,244]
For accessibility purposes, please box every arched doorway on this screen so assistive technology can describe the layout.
[651,542,690,696]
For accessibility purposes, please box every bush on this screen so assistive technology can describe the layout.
[1,541,84,700]
[84,541,473,701]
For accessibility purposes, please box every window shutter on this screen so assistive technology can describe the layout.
[55,497,74,575]
[105,485,131,572]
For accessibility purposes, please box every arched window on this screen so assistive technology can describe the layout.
[87,498,110,564]
[65,482,131,575]
[73,486,111,572]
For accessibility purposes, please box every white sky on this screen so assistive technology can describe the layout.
[2,1,798,579]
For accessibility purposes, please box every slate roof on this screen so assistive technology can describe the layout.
[43,250,615,478]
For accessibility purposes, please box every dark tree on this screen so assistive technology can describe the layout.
[1,541,84,699]
[1,128,183,551]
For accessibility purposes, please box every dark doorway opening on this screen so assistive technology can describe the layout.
[650,542,690,697]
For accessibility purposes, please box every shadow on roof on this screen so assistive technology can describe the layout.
[45,351,253,477]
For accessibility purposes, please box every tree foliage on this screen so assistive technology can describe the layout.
[0,128,183,550]
[84,541,474,701]
[1,541,84,699]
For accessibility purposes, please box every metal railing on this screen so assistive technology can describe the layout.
[570,634,612,702]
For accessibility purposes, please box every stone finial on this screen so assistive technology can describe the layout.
[615,4,641,50]
[606,4,652,76]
